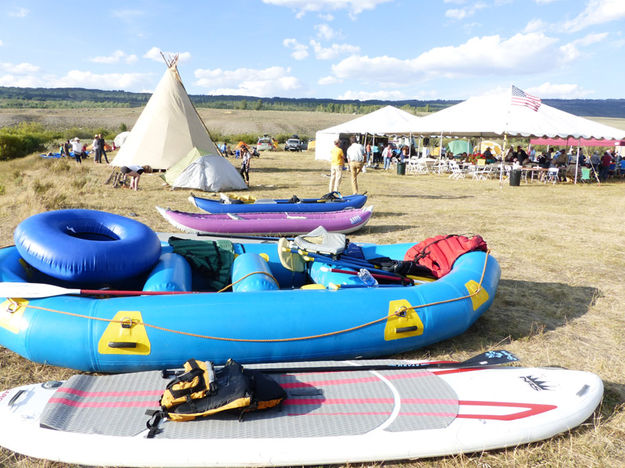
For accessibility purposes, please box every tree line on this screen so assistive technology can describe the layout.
[1,86,624,117]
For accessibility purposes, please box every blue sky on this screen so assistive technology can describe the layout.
[0,0,623,100]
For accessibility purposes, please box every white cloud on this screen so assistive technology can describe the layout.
[318,75,341,85]
[445,2,486,20]
[194,66,303,97]
[318,13,334,21]
[261,0,392,18]
[144,47,191,63]
[53,71,153,90]
[535,0,557,4]
[0,70,152,90]
[8,7,29,17]
[0,62,40,74]
[562,0,625,32]
[523,18,547,33]
[283,38,309,60]
[559,32,608,61]
[338,89,406,100]
[310,40,360,60]
[315,23,336,40]
[330,32,559,85]
[0,40,3,46]
[91,50,138,64]
[527,82,593,98]
[111,9,145,21]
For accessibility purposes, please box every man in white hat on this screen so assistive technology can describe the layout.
[70,138,82,164]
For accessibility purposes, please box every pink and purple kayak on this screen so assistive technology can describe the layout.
[156,206,373,235]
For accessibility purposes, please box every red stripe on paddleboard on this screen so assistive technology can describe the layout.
[280,371,429,388]
[457,400,557,421]
[57,387,162,398]
[49,397,158,409]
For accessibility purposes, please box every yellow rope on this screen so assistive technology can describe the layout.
[20,253,491,343]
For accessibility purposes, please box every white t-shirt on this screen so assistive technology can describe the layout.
[346,143,365,163]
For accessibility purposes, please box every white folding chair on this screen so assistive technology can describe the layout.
[545,167,559,184]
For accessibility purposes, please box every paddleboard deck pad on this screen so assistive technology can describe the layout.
[0,360,602,467]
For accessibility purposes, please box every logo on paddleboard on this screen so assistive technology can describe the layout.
[520,375,551,391]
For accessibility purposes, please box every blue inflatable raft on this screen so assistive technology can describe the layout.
[189,192,368,214]
[0,210,500,373]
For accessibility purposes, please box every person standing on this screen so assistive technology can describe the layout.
[329,139,345,193]
[365,142,372,167]
[599,151,612,182]
[98,134,109,164]
[240,147,251,185]
[382,143,393,170]
[92,135,101,163]
[346,136,365,194]
[70,138,82,164]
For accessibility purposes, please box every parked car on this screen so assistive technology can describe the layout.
[257,136,276,151]
[284,138,303,152]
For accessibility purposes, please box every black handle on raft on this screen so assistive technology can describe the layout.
[8,390,26,407]
[108,341,137,349]
[395,326,421,333]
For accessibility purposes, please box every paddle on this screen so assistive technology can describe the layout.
[161,350,519,379]
[251,350,518,374]
[319,266,411,285]
[0,282,203,299]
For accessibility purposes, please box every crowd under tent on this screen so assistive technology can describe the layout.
[407,85,625,183]
[111,54,222,171]
[408,86,625,141]
[314,106,422,161]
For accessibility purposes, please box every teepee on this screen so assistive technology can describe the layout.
[111,54,221,170]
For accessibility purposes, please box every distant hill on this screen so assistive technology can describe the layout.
[0,86,624,118]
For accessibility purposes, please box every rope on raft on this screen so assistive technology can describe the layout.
[18,252,491,343]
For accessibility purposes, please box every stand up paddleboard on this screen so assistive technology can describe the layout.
[0,353,602,467]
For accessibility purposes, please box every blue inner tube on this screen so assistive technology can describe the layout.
[14,209,161,283]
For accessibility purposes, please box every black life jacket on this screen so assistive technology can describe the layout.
[146,359,286,438]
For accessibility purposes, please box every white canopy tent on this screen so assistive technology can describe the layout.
[407,86,625,184]
[314,106,422,161]
[408,87,625,140]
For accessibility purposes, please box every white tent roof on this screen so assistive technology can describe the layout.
[409,87,625,140]
[319,105,422,135]
[315,105,421,160]
[111,63,220,170]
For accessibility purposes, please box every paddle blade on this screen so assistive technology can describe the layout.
[456,350,518,368]
[0,282,80,299]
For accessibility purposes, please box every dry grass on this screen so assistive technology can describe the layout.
[0,124,625,467]
[0,107,355,138]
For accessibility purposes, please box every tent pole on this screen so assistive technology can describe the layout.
[574,146,580,184]
[439,131,443,159]
[500,133,507,189]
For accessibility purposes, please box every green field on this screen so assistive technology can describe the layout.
[0,109,624,467]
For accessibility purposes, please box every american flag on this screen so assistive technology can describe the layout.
[511,85,541,111]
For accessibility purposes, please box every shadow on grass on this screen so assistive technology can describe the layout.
[363,224,413,234]
[424,279,599,355]
[252,167,325,174]
[376,194,473,200]
[600,381,625,423]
